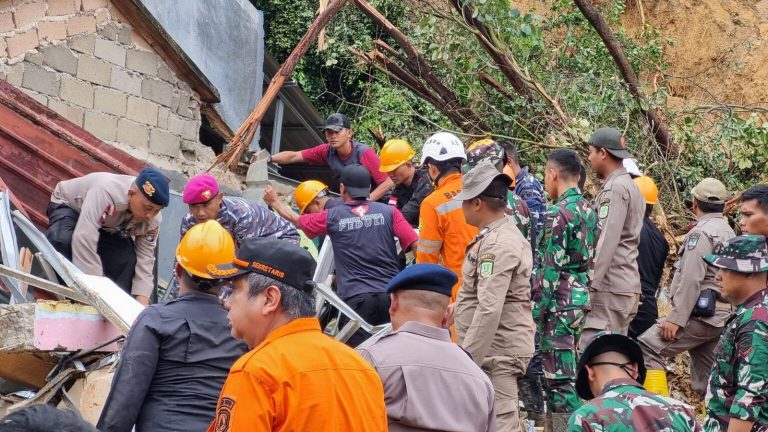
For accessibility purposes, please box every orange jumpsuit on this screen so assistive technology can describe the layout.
[208,318,387,432]
[416,172,478,300]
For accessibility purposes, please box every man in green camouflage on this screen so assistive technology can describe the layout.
[533,149,599,430]
[702,234,768,432]
[567,332,702,432]
[464,139,532,243]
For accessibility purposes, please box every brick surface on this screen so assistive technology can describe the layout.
[0,37,6,57]
[81,0,107,11]
[125,48,157,75]
[117,118,149,150]
[38,20,68,42]
[13,1,46,28]
[157,106,169,129]
[67,14,96,36]
[68,33,95,54]
[182,119,198,141]
[167,113,184,135]
[117,25,131,45]
[94,37,125,66]
[5,62,24,86]
[141,78,174,107]
[41,44,77,74]
[97,22,118,40]
[48,98,84,126]
[94,87,126,116]
[110,67,141,96]
[0,12,14,32]
[47,0,77,16]
[157,63,176,83]
[6,29,39,58]
[60,75,94,108]
[21,63,59,96]
[76,55,110,85]
[176,92,192,118]
[149,128,180,157]
[84,110,117,141]
[24,51,42,65]
[94,8,107,24]
[126,96,158,126]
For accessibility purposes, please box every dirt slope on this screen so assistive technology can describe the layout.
[518,0,768,109]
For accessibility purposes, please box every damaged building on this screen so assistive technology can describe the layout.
[0,0,333,423]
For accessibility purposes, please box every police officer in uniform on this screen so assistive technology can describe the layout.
[639,178,735,398]
[455,159,536,432]
[582,127,645,346]
[357,264,496,432]
[45,168,169,305]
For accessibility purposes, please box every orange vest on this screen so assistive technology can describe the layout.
[416,172,478,300]
[208,318,387,432]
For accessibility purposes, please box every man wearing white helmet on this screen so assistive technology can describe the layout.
[416,132,478,301]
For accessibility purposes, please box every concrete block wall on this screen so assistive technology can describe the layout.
[0,0,241,188]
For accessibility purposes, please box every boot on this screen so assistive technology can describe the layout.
[643,369,670,396]
[518,376,545,421]
[550,412,571,432]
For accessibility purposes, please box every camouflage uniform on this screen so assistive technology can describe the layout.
[506,191,531,243]
[533,187,599,413]
[515,166,546,262]
[701,235,768,431]
[567,378,703,432]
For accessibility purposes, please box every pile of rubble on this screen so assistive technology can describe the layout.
[0,187,142,424]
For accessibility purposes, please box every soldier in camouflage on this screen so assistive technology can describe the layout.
[702,234,768,432]
[568,332,702,432]
[533,149,599,430]
[498,140,546,248]
[464,140,532,243]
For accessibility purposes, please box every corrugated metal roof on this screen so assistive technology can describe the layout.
[0,81,146,229]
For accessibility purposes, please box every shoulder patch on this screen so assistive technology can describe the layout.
[144,228,158,242]
[479,259,494,277]
[598,202,610,219]
[687,232,700,251]
[480,253,496,261]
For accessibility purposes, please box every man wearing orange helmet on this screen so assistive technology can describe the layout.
[379,139,433,227]
[99,221,248,432]
[628,176,670,340]
[264,180,343,226]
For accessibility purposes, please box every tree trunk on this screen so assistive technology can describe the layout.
[211,0,350,171]
[572,0,674,154]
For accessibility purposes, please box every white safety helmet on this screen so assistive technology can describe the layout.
[420,132,466,165]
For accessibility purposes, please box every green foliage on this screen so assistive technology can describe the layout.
[253,0,765,226]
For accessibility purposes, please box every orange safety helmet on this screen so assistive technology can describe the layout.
[634,175,659,205]
[176,220,235,279]
[379,139,416,172]
[294,180,329,214]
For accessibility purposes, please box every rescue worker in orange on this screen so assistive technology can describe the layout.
[206,237,387,432]
[416,132,477,299]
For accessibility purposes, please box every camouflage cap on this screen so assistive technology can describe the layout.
[576,331,647,400]
[463,139,505,173]
[703,234,768,273]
